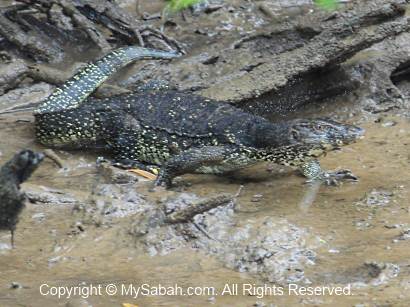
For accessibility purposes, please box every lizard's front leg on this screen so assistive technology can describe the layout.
[155,146,236,188]
[299,160,358,186]
[108,123,163,176]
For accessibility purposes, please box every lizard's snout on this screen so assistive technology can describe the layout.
[342,125,365,145]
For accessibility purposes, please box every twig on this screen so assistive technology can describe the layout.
[139,26,186,54]
[234,185,244,198]
[164,194,234,224]
[193,222,219,241]
[43,149,64,168]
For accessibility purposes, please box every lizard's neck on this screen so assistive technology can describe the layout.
[252,120,296,148]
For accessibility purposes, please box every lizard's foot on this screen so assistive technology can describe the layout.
[154,169,173,188]
[318,169,358,186]
[301,160,358,186]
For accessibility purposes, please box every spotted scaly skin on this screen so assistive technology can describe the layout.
[34,47,364,187]
[35,46,179,146]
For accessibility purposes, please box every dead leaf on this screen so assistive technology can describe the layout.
[128,169,157,180]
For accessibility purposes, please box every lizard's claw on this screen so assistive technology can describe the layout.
[154,170,173,188]
[321,169,358,186]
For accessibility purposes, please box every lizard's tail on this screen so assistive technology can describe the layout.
[34,46,179,115]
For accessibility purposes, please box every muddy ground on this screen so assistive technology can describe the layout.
[1,0,410,306]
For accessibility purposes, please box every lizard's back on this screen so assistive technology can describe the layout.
[35,89,267,166]
[107,90,260,145]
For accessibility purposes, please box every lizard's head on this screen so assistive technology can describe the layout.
[250,118,364,165]
[288,118,364,155]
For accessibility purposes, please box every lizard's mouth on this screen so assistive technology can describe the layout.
[332,126,365,147]
[344,126,365,144]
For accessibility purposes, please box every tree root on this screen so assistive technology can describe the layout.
[57,0,112,52]
[0,5,63,62]
[9,0,184,60]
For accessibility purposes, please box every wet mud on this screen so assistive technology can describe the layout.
[1,0,410,306]
[1,101,410,306]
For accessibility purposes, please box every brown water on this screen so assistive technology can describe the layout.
[0,105,410,307]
